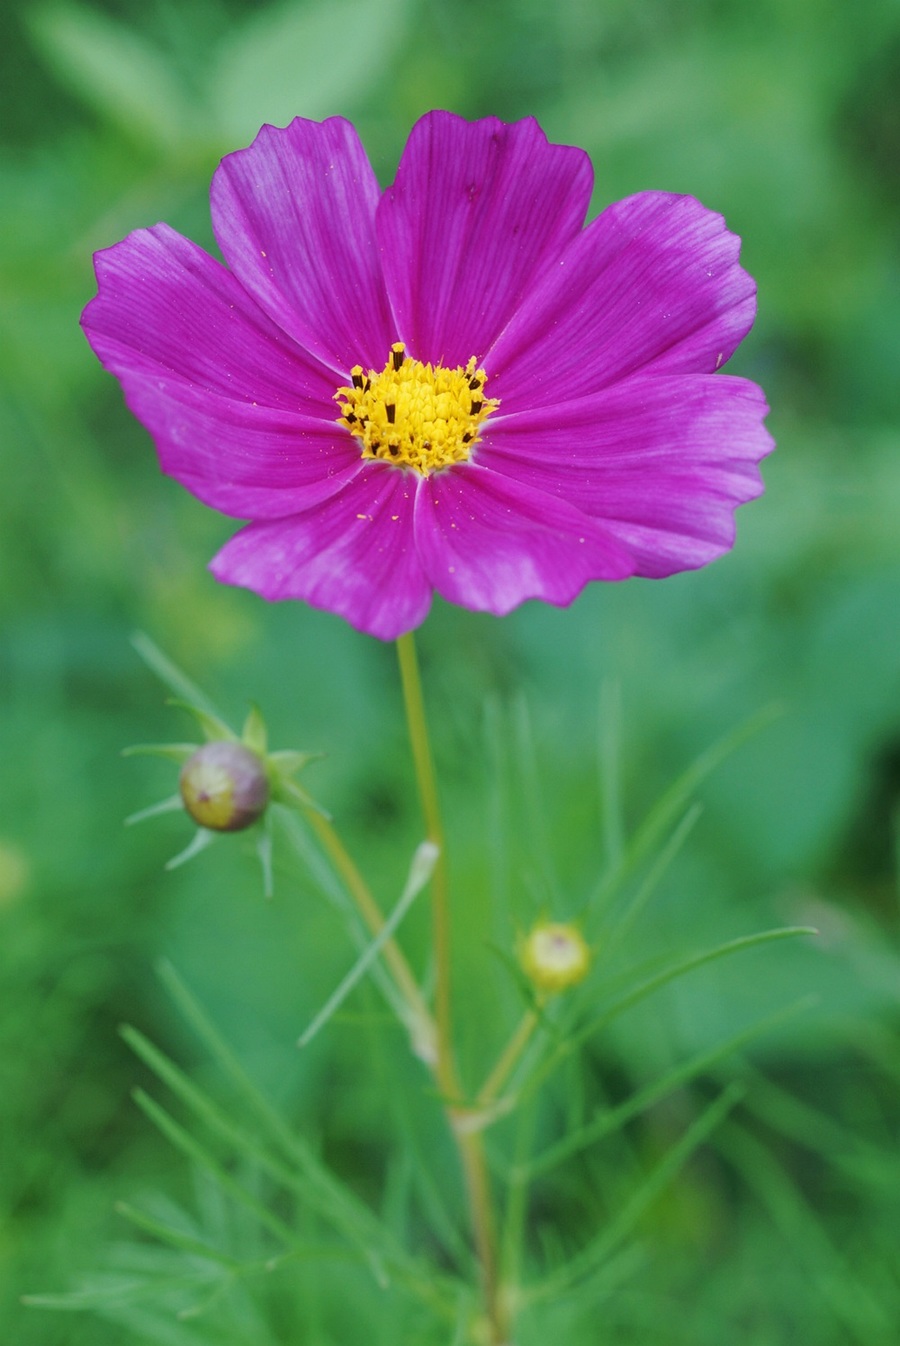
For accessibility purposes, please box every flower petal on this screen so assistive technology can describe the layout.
[211,117,394,372]
[377,111,592,368]
[118,374,362,518]
[82,223,358,517]
[414,465,634,616]
[488,193,757,410]
[480,374,772,575]
[210,466,432,640]
[83,223,337,408]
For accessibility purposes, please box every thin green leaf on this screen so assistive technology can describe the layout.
[256,818,274,900]
[719,1121,894,1342]
[275,775,331,819]
[122,743,198,762]
[130,1088,302,1250]
[125,795,183,827]
[269,749,322,776]
[528,1083,744,1302]
[298,840,437,1047]
[516,927,816,1105]
[483,940,545,1019]
[241,703,268,756]
[165,699,235,745]
[115,1201,352,1280]
[120,1024,361,1241]
[735,1064,894,1176]
[22,1273,218,1313]
[130,1095,408,1308]
[131,981,456,1311]
[597,679,625,870]
[113,1203,241,1269]
[272,807,403,1017]
[499,1097,539,1289]
[92,1298,217,1346]
[591,702,784,911]
[131,633,225,721]
[599,802,703,954]
[512,693,562,908]
[522,995,814,1178]
[155,959,317,1159]
[165,828,214,871]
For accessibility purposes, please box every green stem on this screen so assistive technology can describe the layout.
[395,632,454,1094]
[395,632,507,1344]
[477,1009,540,1109]
[302,807,437,1064]
[455,1126,506,1341]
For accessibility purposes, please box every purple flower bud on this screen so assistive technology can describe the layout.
[179,742,269,832]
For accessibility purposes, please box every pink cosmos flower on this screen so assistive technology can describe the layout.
[82,111,772,640]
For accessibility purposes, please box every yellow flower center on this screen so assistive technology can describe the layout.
[335,342,499,476]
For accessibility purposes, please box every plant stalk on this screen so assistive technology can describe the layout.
[477,1009,540,1109]
[396,631,507,1344]
[395,632,455,1091]
[303,807,437,1063]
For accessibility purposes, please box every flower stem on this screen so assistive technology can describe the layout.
[477,1009,540,1109]
[302,806,437,1063]
[395,632,454,1094]
[455,1125,506,1340]
[395,632,507,1344]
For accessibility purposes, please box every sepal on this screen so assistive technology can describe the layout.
[241,703,268,756]
[126,636,324,892]
[166,698,235,744]
[122,742,199,762]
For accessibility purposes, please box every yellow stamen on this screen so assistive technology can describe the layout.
[335,342,499,476]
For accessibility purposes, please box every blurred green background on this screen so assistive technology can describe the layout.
[2,0,899,1341]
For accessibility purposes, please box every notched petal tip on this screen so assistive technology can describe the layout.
[210,113,393,372]
[378,109,593,368]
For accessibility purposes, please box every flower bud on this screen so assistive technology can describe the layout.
[179,741,270,832]
[520,921,591,995]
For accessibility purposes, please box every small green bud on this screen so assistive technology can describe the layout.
[520,921,591,995]
[179,742,270,832]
